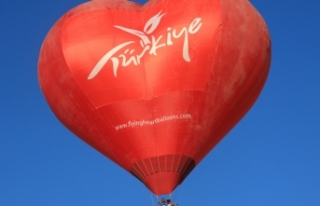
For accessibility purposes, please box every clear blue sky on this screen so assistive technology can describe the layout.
[1,0,319,205]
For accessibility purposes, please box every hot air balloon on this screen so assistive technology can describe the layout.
[38,0,271,196]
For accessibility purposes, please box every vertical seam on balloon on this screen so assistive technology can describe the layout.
[179,157,190,178]
[132,163,145,180]
[141,159,149,179]
[149,157,155,174]
[175,155,182,173]
[178,155,187,174]
[171,154,175,171]
[157,155,160,173]
[136,162,146,179]
[165,153,167,172]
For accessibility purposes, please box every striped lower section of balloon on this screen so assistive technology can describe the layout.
[130,154,195,195]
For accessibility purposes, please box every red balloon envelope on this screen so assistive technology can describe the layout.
[38,0,271,195]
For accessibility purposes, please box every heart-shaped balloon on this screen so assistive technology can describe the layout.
[38,0,271,195]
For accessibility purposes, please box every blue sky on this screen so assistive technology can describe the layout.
[1,0,320,205]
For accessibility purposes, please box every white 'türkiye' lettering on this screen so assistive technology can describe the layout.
[88,12,202,79]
